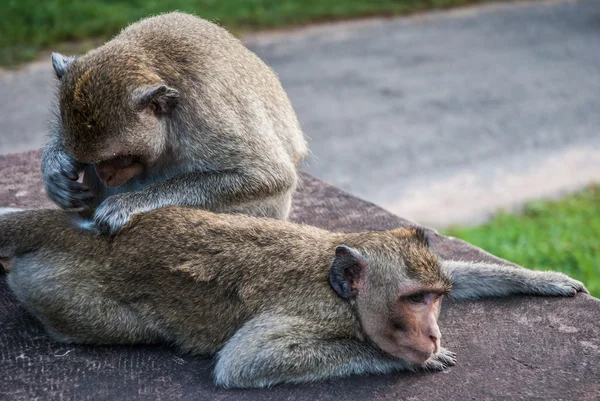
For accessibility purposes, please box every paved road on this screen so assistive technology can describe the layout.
[1,0,599,227]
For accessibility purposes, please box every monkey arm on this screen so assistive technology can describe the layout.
[41,132,78,172]
[41,133,94,209]
[442,260,588,301]
[213,313,455,388]
[93,167,296,235]
[150,167,296,209]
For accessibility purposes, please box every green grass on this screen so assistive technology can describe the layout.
[0,0,488,66]
[444,185,600,297]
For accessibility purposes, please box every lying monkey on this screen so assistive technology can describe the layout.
[0,208,587,388]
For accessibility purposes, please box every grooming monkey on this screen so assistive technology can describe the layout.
[0,208,587,388]
[42,12,308,235]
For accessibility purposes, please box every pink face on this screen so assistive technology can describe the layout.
[94,155,145,187]
[327,241,450,365]
[360,289,444,364]
[61,84,167,188]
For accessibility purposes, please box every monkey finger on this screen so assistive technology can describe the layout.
[46,187,93,208]
[64,180,91,193]
[435,349,457,366]
[93,221,117,237]
[51,177,90,193]
[419,348,457,371]
[65,192,95,206]
[48,176,77,191]
[47,181,90,198]
[92,209,132,237]
[61,170,79,181]
[45,185,69,200]
[68,190,95,202]
[46,189,79,209]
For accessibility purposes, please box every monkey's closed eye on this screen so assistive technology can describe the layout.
[407,293,426,304]
[391,320,406,331]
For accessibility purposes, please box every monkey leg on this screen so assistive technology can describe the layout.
[6,253,162,345]
[214,313,455,388]
[442,260,589,301]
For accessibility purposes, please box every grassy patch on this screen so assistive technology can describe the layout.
[1,0,488,66]
[444,185,600,297]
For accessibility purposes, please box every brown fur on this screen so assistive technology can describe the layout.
[1,207,587,388]
[42,12,308,235]
[2,208,449,361]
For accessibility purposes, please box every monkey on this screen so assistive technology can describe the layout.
[42,12,308,235]
[0,208,587,388]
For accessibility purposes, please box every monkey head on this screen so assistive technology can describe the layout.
[329,228,452,364]
[52,52,180,187]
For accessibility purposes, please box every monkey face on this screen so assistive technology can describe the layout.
[81,109,165,187]
[56,54,176,187]
[354,248,450,364]
[94,155,145,187]
[329,232,451,365]
[359,287,445,364]
[60,100,157,187]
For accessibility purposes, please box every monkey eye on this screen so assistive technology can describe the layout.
[87,119,97,129]
[391,321,406,331]
[407,292,426,304]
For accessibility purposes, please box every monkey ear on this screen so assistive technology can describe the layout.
[134,85,180,116]
[51,53,75,79]
[391,226,430,248]
[413,227,430,248]
[329,245,367,299]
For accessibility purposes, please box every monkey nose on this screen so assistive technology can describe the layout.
[428,326,441,353]
[430,335,440,353]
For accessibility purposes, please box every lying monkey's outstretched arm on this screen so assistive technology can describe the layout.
[442,260,588,301]
[214,313,456,389]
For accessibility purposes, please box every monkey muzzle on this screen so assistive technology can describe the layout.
[95,155,145,187]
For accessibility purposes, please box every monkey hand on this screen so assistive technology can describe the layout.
[92,195,139,236]
[417,348,457,372]
[42,156,93,209]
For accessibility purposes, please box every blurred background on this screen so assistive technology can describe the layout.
[0,0,598,295]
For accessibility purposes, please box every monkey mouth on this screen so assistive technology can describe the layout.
[95,155,145,187]
[0,257,11,273]
[395,345,434,364]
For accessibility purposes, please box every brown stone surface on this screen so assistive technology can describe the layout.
[0,150,599,400]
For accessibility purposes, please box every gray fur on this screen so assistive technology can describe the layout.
[51,53,75,79]
[0,209,587,388]
[443,260,588,301]
[41,134,91,209]
[43,12,308,235]
[214,313,455,388]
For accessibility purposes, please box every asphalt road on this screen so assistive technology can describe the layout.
[0,0,599,227]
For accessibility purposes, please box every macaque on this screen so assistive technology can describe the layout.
[0,208,587,388]
[42,12,308,235]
